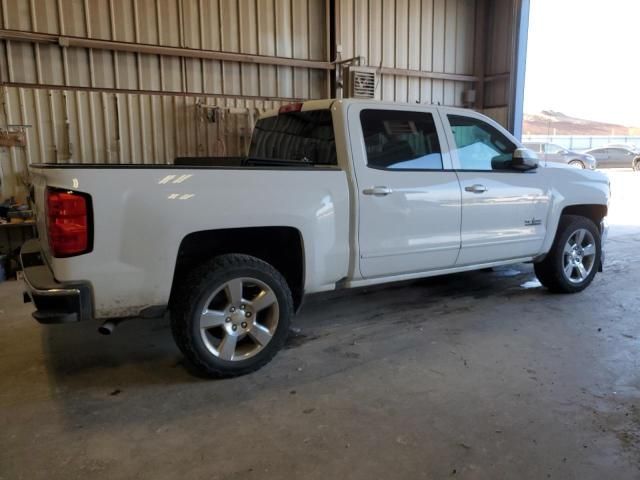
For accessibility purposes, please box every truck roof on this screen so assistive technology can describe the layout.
[260,99,336,119]
[260,98,476,119]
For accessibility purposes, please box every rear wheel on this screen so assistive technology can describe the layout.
[171,254,293,377]
[534,215,601,293]
[569,160,585,169]
[633,158,640,171]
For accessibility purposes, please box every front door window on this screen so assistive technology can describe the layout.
[447,115,516,171]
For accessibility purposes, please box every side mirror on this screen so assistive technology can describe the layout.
[511,148,539,171]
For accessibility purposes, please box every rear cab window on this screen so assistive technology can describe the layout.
[249,109,337,166]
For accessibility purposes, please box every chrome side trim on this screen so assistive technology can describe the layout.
[342,256,535,289]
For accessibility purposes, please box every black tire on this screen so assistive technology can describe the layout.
[534,215,601,293]
[569,160,585,169]
[171,254,293,378]
[633,158,640,171]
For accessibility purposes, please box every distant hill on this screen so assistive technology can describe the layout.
[523,111,640,136]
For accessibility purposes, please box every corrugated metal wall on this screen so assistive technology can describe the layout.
[338,0,476,105]
[2,87,282,164]
[483,0,516,127]
[0,0,520,200]
[0,0,330,197]
[0,0,327,97]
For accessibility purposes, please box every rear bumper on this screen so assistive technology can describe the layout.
[20,239,93,324]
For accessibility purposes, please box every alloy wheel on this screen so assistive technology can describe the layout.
[562,228,596,284]
[198,277,279,361]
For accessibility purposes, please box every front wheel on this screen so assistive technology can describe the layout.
[534,215,601,293]
[569,160,585,169]
[171,254,293,377]
[633,158,640,171]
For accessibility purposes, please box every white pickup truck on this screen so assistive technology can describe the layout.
[21,99,609,377]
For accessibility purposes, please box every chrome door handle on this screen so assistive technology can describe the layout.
[363,186,393,196]
[464,184,488,194]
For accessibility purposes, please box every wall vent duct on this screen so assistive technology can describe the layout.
[345,67,379,99]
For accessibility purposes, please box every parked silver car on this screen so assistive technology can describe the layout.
[524,142,597,169]
[585,146,640,170]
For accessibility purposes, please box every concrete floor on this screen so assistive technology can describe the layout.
[1,170,639,479]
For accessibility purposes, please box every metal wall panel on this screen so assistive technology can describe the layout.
[483,0,515,123]
[1,0,328,99]
[483,106,508,127]
[0,84,284,196]
[0,0,328,198]
[338,0,477,106]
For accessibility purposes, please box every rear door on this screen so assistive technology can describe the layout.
[440,110,551,265]
[589,148,609,167]
[347,104,462,278]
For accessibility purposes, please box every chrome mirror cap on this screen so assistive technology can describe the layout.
[512,148,539,171]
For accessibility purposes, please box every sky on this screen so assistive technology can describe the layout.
[524,0,640,126]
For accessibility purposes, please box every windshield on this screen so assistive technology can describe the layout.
[249,109,337,165]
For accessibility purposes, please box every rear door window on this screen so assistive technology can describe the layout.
[359,109,443,170]
[609,148,630,156]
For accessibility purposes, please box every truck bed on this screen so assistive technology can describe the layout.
[28,163,351,318]
[30,159,337,169]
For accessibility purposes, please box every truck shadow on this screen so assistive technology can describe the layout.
[39,264,543,428]
[40,314,190,384]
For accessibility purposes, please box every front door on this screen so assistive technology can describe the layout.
[347,104,462,278]
[440,110,551,265]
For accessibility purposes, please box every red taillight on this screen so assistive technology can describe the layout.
[47,188,92,257]
[278,102,304,114]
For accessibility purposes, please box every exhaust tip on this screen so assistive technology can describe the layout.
[98,320,117,335]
